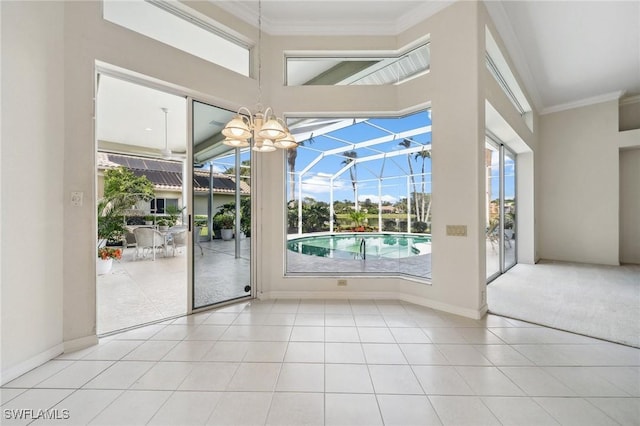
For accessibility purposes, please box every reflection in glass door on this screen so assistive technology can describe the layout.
[485,143,501,279]
[503,150,516,270]
[192,100,252,309]
[485,139,516,282]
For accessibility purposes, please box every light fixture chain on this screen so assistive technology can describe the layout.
[220,0,296,152]
[257,0,262,108]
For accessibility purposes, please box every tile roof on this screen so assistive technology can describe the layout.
[98,152,250,195]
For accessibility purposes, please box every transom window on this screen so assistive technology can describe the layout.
[103,0,250,76]
[286,42,430,86]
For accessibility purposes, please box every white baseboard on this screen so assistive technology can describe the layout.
[399,294,488,319]
[64,335,98,353]
[0,344,64,386]
[262,291,486,319]
[264,290,399,301]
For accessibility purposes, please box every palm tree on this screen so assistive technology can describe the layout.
[287,136,315,202]
[399,138,419,218]
[223,160,252,185]
[414,148,432,223]
[341,150,358,211]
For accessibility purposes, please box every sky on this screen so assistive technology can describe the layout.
[288,110,433,205]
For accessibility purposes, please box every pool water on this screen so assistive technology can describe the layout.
[287,233,432,259]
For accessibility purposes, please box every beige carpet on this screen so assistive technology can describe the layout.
[487,260,640,348]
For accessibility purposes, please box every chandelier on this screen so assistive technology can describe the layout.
[221,0,297,153]
[222,106,297,152]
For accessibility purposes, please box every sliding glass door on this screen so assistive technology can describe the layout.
[485,139,516,282]
[503,149,516,270]
[191,100,252,309]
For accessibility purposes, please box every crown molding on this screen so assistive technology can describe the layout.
[620,93,640,106]
[540,91,625,115]
[213,1,453,36]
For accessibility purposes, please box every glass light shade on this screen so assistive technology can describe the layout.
[222,116,251,139]
[257,118,286,139]
[252,138,276,152]
[223,138,250,148]
[273,132,297,149]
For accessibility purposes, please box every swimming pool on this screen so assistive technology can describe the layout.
[287,233,432,260]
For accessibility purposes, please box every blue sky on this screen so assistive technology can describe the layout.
[289,111,432,204]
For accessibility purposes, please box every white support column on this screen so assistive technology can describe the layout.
[330,178,335,233]
[378,179,383,231]
[235,147,241,259]
[406,175,411,232]
[208,164,213,241]
[297,173,303,235]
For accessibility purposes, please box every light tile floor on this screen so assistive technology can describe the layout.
[2,299,639,425]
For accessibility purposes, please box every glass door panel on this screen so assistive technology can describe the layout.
[504,149,516,270]
[192,100,252,309]
[485,142,501,280]
[486,140,517,282]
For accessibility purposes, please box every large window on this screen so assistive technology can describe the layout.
[150,198,178,214]
[286,42,430,86]
[485,27,533,131]
[285,110,432,280]
[103,0,250,76]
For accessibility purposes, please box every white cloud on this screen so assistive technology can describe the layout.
[358,194,398,203]
[301,173,348,194]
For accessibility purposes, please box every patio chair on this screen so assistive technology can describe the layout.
[194,226,204,256]
[133,227,166,260]
[486,221,499,252]
[123,226,137,249]
[169,229,187,256]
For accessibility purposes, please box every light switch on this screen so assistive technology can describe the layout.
[446,225,467,237]
[71,191,83,207]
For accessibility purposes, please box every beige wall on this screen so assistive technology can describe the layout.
[619,97,640,132]
[620,148,640,264]
[1,1,65,382]
[538,100,639,265]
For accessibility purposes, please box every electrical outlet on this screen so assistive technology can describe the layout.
[337,279,347,286]
[70,191,83,207]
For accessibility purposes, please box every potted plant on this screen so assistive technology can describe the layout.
[97,246,122,275]
[349,211,368,232]
[156,218,169,231]
[144,215,154,225]
[165,204,185,227]
[97,197,127,275]
[214,213,234,240]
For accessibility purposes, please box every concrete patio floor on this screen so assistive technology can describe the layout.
[97,238,251,335]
